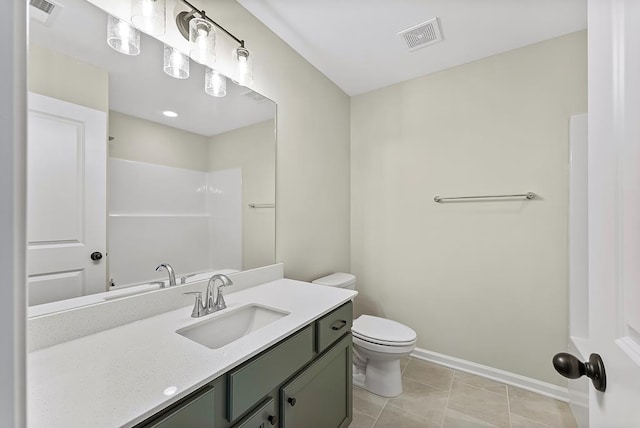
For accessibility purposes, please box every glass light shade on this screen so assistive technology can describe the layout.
[107,15,140,56]
[189,18,216,68]
[234,46,254,87]
[205,68,227,97]
[163,44,189,79]
[131,0,166,36]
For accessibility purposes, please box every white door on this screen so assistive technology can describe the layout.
[585,0,640,424]
[27,93,107,305]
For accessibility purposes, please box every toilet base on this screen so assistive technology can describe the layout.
[353,371,366,389]
[353,359,403,398]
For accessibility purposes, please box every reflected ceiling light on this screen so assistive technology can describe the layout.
[189,17,216,68]
[163,44,189,79]
[176,0,254,87]
[163,386,177,396]
[131,0,166,36]
[205,68,227,97]
[162,110,178,117]
[107,15,140,56]
[234,46,253,87]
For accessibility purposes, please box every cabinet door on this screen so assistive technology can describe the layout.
[280,333,352,428]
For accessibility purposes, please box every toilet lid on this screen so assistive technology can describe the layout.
[352,315,416,344]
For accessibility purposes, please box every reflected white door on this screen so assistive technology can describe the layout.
[587,0,640,424]
[27,93,107,305]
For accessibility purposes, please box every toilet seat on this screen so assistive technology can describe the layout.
[352,315,417,347]
[352,331,416,347]
[352,334,416,354]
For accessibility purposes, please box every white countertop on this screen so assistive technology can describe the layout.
[28,279,357,428]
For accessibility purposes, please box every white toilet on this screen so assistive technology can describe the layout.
[312,273,417,398]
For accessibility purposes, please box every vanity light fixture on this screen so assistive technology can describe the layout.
[205,68,227,97]
[176,0,254,87]
[162,110,178,117]
[131,0,166,36]
[107,15,140,56]
[163,44,190,79]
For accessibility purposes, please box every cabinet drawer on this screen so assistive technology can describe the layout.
[232,397,277,428]
[315,302,352,353]
[228,325,314,421]
[140,386,215,428]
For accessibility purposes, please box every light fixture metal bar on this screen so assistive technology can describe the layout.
[180,0,245,47]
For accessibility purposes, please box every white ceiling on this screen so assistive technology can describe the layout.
[29,0,275,136]
[238,0,587,96]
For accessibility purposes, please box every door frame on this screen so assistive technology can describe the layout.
[0,0,27,427]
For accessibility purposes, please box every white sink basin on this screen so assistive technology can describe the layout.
[176,304,290,349]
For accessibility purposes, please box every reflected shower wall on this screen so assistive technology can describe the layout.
[108,158,242,288]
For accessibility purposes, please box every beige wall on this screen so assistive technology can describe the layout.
[108,111,209,171]
[351,31,587,385]
[209,120,276,270]
[206,0,351,280]
[28,44,108,112]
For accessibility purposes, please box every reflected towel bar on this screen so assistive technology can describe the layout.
[248,203,275,208]
[433,192,536,203]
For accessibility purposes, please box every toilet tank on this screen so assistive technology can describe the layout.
[312,272,356,290]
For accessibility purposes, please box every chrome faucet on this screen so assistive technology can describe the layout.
[184,273,233,318]
[205,274,233,312]
[155,263,176,287]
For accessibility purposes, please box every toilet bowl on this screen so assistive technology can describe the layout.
[351,315,416,397]
[312,273,417,398]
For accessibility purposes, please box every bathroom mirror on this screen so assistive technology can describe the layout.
[27,0,276,311]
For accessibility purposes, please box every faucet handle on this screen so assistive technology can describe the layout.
[183,292,206,318]
[215,285,229,310]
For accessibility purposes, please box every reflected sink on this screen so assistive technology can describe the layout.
[176,304,290,349]
[103,283,162,301]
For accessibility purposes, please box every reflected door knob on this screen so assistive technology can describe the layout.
[552,352,607,392]
[90,251,103,261]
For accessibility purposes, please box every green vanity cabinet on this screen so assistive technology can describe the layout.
[136,302,352,428]
[280,333,353,428]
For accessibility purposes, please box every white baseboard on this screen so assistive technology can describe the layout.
[411,347,569,402]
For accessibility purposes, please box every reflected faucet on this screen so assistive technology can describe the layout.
[206,274,233,313]
[155,263,176,287]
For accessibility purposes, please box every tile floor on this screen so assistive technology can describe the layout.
[349,357,578,428]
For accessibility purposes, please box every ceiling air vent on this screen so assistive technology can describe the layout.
[29,0,61,26]
[398,17,443,52]
[241,89,269,103]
